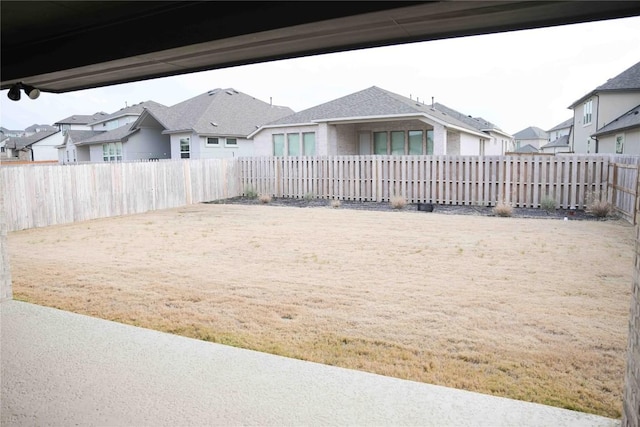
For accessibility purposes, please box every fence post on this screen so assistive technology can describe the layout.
[0,183,12,301]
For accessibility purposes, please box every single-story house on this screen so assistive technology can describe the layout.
[592,103,640,155]
[250,86,510,156]
[5,130,62,161]
[130,88,294,160]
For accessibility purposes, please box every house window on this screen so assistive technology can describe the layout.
[303,132,316,156]
[206,137,219,146]
[273,134,284,156]
[616,134,624,154]
[102,142,122,162]
[288,133,300,156]
[225,138,238,147]
[391,131,404,155]
[408,130,423,155]
[374,132,387,155]
[180,137,190,159]
[583,99,593,125]
[426,130,434,155]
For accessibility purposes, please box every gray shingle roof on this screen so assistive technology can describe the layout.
[153,88,293,136]
[569,60,640,108]
[433,103,501,132]
[88,101,166,125]
[75,125,138,146]
[593,104,640,137]
[513,126,548,140]
[25,124,57,133]
[547,118,573,132]
[514,144,539,153]
[65,130,104,145]
[541,134,570,149]
[55,112,109,125]
[7,130,59,150]
[264,86,488,135]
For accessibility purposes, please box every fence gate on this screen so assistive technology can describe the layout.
[608,161,640,224]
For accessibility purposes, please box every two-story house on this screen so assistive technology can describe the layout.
[540,118,573,154]
[569,60,640,154]
[57,102,167,163]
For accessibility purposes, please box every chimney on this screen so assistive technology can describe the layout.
[270,97,272,106]
[431,97,434,108]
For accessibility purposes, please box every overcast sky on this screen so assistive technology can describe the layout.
[2,15,640,135]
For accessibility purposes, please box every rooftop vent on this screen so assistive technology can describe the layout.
[208,89,219,96]
[210,122,218,127]
[225,90,234,95]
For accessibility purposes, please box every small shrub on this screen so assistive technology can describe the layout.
[585,190,612,217]
[258,194,272,204]
[390,195,407,210]
[304,192,315,201]
[493,201,513,217]
[245,186,258,199]
[540,196,556,213]
[330,199,341,208]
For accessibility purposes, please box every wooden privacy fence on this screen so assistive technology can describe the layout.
[239,155,610,209]
[1,159,240,231]
[608,156,640,224]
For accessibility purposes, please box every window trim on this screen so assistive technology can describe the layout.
[615,134,624,154]
[206,137,220,147]
[583,99,593,126]
[224,137,238,147]
[179,137,190,159]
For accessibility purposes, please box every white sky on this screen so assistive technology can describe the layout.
[2,15,640,135]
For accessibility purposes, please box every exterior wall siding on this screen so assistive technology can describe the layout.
[126,128,171,161]
[599,129,640,156]
[199,136,253,159]
[31,133,63,161]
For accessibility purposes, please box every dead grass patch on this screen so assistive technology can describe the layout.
[8,204,633,418]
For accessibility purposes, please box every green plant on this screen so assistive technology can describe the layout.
[258,194,272,204]
[390,195,407,210]
[540,195,556,213]
[330,199,341,208]
[304,192,315,201]
[585,190,612,218]
[492,200,513,217]
[245,186,258,199]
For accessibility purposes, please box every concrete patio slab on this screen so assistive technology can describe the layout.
[1,300,619,426]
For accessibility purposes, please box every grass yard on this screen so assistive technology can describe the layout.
[8,203,634,418]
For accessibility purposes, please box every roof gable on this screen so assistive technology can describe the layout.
[88,101,166,126]
[513,126,548,140]
[160,88,293,136]
[547,118,573,132]
[593,104,640,137]
[7,130,59,150]
[541,134,570,149]
[55,112,109,125]
[569,60,640,108]
[263,86,490,135]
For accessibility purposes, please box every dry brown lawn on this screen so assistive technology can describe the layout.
[8,204,634,418]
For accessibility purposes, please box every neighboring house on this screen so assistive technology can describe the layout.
[5,130,62,161]
[131,88,293,160]
[592,104,640,155]
[512,144,540,154]
[540,118,573,154]
[1,127,26,139]
[250,86,506,157]
[24,124,57,136]
[512,126,548,151]
[569,60,640,154]
[57,101,167,163]
[54,112,108,134]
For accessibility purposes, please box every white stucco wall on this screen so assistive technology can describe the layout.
[169,132,198,159]
[459,133,481,155]
[31,132,63,161]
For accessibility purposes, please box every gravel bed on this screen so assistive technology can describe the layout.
[208,197,610,221]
